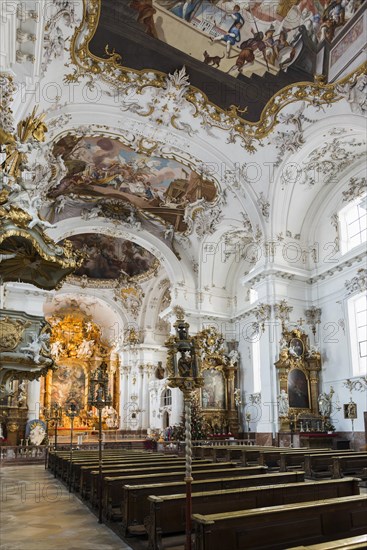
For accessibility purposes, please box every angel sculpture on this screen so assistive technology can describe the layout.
[77,339,95,358]
[50,340,64,359]
[6,186,56,230]
[21,332,50,364]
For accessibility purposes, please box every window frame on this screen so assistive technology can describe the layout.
[339,193,367,255]
[347,291,367,377]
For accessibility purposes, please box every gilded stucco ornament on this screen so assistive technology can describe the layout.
[0,224,85,291]
[0,106,47,181]
[47,312,108,360]
[0,318,30,351]
[194,326,227,366]
[0,311,55,384]
[66,0,367,150]
[0,82,85,289]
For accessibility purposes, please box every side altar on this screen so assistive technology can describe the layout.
[274,326,334,436]
[194,327,240,436]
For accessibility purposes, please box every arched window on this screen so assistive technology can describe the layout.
[339,193,367,255]
[161,388,172,407]
[348,292,367,376]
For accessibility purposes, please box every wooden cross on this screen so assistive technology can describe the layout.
[296,318,305,326]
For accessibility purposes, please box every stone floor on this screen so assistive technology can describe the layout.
[0,465,132,550]
[1,464,365,550]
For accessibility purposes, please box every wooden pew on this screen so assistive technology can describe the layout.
[60,453,139,481]
[258,449,331,471]
[193,445,274,462]
[50,449,160,478]
[332,454,367,479]
[49,450,125,477]
[147,477,360,550]
[88,461,236,505]
[278,449,334,472]
[59,451,172,483]
[219,446,276,465]
[76,457,208,495]
[65,454,158,485]
[121,470,305,535]
[104,465,266,521]
[192,495,367,550]
[304,452,367,479]
[287,534,367,549]
[69,455,176,483]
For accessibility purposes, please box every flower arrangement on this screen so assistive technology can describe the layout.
[324,420,335,433]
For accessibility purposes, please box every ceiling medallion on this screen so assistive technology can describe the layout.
[67,0,366,150]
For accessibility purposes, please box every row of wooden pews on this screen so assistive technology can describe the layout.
[192,495,367,550]
[189,445,367,550]
[194,444,367,479]
[49,444,367,549]
[148,477,360,550]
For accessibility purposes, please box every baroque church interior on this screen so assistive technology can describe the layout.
[0,1,366,549]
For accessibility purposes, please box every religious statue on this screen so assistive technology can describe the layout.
[177,324,188,341]
[103,406,119,428]
[77,338,95,358]
[306,345,320,359]
[178,350,193,377]
[5,187,56,230]
[228,349,239,366]
[17,380,27,407]
[29,421,46,446]
[20,332,50,364]
[278,389,289,417]
[50,340,64,359]
[318,390,333,417]
[155,362,165,380]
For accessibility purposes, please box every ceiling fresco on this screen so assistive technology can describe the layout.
[146,0,314,73]
[50,135,217,232]
[88,0,366,120]
[58,233,159,281]
[140,1,363,74]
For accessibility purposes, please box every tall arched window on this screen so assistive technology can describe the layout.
[348,292,367,376]
[161,388,172,407]
[339,193,367,255]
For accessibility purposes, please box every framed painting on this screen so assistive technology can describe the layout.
[289,337,304,357]
[201,368,225,410]
[51,363,86,409]
[287,368,310,409]
[344,402,357,419]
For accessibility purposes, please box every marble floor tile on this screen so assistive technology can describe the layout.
[0,465,132,550]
